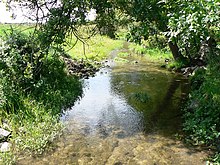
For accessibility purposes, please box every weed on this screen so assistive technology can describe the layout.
[0,27,82,164]
[114,57,129,63]
[130,92,151,103]
[183,49,220,163]
[0,152,16,165]
[128,42,173,62]
[66,35,124,61]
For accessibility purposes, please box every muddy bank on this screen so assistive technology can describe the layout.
[63,57,101,79]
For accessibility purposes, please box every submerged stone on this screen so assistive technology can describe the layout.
[0,128,11,139]
[0,142,12,152]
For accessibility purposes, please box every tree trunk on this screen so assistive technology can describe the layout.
[168,42,184,61]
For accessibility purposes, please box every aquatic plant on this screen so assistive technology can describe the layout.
[130,92,151,103]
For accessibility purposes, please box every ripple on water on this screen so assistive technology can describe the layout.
[18,62,208,165]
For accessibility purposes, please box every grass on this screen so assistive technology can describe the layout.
[0,24,124,62]
[0,25,83,164]
[0,56,83,164]
[66,35,124,61]
[0,104,63,164]
[0,24,125,164]
[128,42,173,62]
[183,49,220,163]
[0,24,35,36]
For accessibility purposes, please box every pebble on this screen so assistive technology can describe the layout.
[0,142,12,152]
[0,128,11,139]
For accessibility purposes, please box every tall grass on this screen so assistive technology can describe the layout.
[66,35,124,61]
[128,43,172,62]
[0,24,125,164]
[0,57,83,164]
[0,26,83,164]
[183,49,220,163]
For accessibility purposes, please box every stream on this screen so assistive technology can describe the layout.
[18,55,208,165]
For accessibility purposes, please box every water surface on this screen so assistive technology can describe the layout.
[18,59,208,165]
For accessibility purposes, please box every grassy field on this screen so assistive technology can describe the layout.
[0,24,35,35]
[0,24,124,61]
[66,35,124,61]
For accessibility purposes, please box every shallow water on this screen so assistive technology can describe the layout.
[18,59,208,165]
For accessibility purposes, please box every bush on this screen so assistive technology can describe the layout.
[0,29,45,113]
[147,33,168,50]
[31,56,83,114]
[0,28,83,163]
[0,29,44,86]
[183,49,220,162]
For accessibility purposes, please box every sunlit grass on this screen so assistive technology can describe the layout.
[0,24,35,36]
[65,35,124,61]
[0,24,124,62]
[128,42,173,62]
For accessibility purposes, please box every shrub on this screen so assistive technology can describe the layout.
[0,29,45,113]
[147,33,168,50]
[183,49,220,160]
[0,28,83,163]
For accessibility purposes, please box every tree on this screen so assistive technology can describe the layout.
[168,0,220,62]
[111,0,219,61]
[4,0,219,62]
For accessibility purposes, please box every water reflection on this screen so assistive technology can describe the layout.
[62,67,145,138]
[18,61,207,165]
[110,64,189,135]
[62,62,189,138]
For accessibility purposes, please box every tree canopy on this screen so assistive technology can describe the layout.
[3,0,220,62]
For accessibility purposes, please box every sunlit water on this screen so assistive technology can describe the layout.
[18,59,208,165]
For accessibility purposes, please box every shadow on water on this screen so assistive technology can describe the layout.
[109,63,190,137]
[18,56,209,165]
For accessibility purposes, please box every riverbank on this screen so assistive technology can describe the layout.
[0,56,83,164]
[182,48,220,163]
[0,26,124,164]
[0,23,218,164]
[17,56,209,165]
[106,41,220,164]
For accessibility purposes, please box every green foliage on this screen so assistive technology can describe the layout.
[117,52,130,57]
[125,23,149,44]
[37,0,89,48]
[129,43,148,55]
[190,67,206,90]
[31,57,82,113]
[0,28,83,163]
[0,152,16,165]
[147,33,168,51]
[0,24,34,36]
[0,29,43,84]
[210,153,220,164]
[8,99,63,154]
[66,34,124,61]
[93,0,117,38]
[184,50,220,162]
[168,0,220,59]
[0,29,45,113]
[130,92,150,103]
[128,43,173,62]
[113,57,129,63]
[166,59,189,70]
